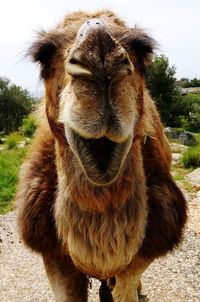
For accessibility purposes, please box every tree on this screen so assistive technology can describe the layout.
[177,77,200,88]
[146,55,181,126]
[0,77,35,133]
[190,77,200,87]
[176,78,190,88]
[177,94,200,132]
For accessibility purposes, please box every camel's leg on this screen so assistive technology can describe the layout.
[112,255,151,302]
[43,254,88,302]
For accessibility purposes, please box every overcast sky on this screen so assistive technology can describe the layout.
[1,0,200,95]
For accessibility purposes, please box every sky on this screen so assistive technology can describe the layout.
[0,0,200,95]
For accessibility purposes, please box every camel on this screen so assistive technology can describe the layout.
[15,10,187,302]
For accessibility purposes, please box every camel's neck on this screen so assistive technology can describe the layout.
[54,140,148,278]
[54,139,146,212]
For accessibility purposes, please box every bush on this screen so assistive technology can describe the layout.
[6,132,23,149]
[20,115,37,137]
[181,134,200,168]
[181,146,200,168]
[178,94,200,132]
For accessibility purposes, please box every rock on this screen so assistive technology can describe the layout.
[17,140,26,148]
[0,137,6,144]
[165,128,197,146]
[164,127,180,139]
[172,153,182,165]
[179,131,196,146]
[170,143,188,153]
[185,168,200,187]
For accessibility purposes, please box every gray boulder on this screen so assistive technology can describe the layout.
[179,131,196,146]
[164,127,180,139]
[164,128,196,146]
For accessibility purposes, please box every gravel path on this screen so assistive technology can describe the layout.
[0,190,200,302]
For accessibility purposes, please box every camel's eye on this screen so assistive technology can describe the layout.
[116,30,156,74]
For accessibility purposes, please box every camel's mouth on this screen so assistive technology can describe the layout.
[65,127,132,185]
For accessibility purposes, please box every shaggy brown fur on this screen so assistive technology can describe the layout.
[15,10,187,302]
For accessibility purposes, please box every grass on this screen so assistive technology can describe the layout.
[181,180,199,193]
[181,133,200,168]
[171,165,193,181]
[170,133,200,192]
[195,133,200,144]
[182,146,200,168]
[0,148,26,214]
[169,133,200,169]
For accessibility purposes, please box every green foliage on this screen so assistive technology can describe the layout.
[147,56,200,130]
[181,146,200,168]
[6,132,23,149]
[177,94,200,132]
[181,134,200,168]
[0,148,26,214]
[177,77,200,88]
[146,55,181,126]
[20,115,37,137]
[0,77,35,133]
[171,165,191,181]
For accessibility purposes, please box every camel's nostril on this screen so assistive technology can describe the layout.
[66,59,92,77]
[110,56,134,80]
[66,19,134,80]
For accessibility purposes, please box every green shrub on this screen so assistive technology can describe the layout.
[20,115,37,137]
[178,94,200,132]
[195,133,200,144]
[181,145,200,168]
[0,77,35,133]
[6,132,23,149]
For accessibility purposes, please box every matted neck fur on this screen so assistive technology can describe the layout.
[15,10,187,302]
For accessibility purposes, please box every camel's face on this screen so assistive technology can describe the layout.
[59,19,137,185]
[30,12,155,185]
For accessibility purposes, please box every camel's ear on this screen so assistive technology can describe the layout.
[28,30,65,79]
[117,29,157,74]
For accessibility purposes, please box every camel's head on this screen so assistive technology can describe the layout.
[30,11,155,185]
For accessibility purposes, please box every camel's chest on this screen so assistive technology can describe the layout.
[55,192,147,279]
[58,201,147,279]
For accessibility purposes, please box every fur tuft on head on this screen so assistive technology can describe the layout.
[27,30,66,79]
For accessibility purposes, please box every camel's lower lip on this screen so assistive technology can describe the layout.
[65,127,132,185]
